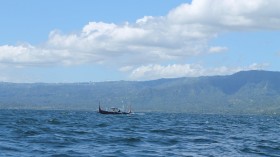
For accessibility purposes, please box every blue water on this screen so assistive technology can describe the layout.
[0,110,280,157]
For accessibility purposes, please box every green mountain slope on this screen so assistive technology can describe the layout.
[0,70,280,114]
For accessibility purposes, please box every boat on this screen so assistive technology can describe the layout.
[98,105,132,114]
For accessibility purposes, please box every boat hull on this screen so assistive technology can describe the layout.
[98,105,131,114]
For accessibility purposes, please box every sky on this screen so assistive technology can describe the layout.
[1,0,280,83]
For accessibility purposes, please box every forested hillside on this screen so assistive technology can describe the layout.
[1,70,280,114]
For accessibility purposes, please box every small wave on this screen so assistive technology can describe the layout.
[16,118,38,125]
[192,137,218,144]
[51,154,72,157]
[23,130,40,137]
[47,118,61,125]
[123,137,142,143]
[133,112,145,116]
[96,123,110,127]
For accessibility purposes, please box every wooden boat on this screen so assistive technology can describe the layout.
[98,105,131,114]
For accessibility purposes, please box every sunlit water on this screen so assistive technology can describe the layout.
[0,110,279,157]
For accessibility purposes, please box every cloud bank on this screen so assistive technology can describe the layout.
[129,63,269,80]
[1,0,279,80]
[168,0,280,30]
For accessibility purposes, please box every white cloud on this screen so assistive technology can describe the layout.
[45,18,213,65]
[208,46,228,53]
[130,64,203,80]
[0,44,52,66]
[129,63,269,80]
[119,66,134,72]
[0,0,279,72]
[168,0,280,30]
[0,44,87,66]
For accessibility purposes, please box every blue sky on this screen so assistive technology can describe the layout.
[1,0,280,82]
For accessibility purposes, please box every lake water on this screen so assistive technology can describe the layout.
[0,110,279,157]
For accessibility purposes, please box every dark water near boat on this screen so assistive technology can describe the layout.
[1,110,280,157]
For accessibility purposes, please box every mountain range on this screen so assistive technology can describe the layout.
[1,70,280,114]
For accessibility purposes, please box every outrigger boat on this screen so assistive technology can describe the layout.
[98,105,132,115]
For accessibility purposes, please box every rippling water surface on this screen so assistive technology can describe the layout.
[0,110,279,157]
